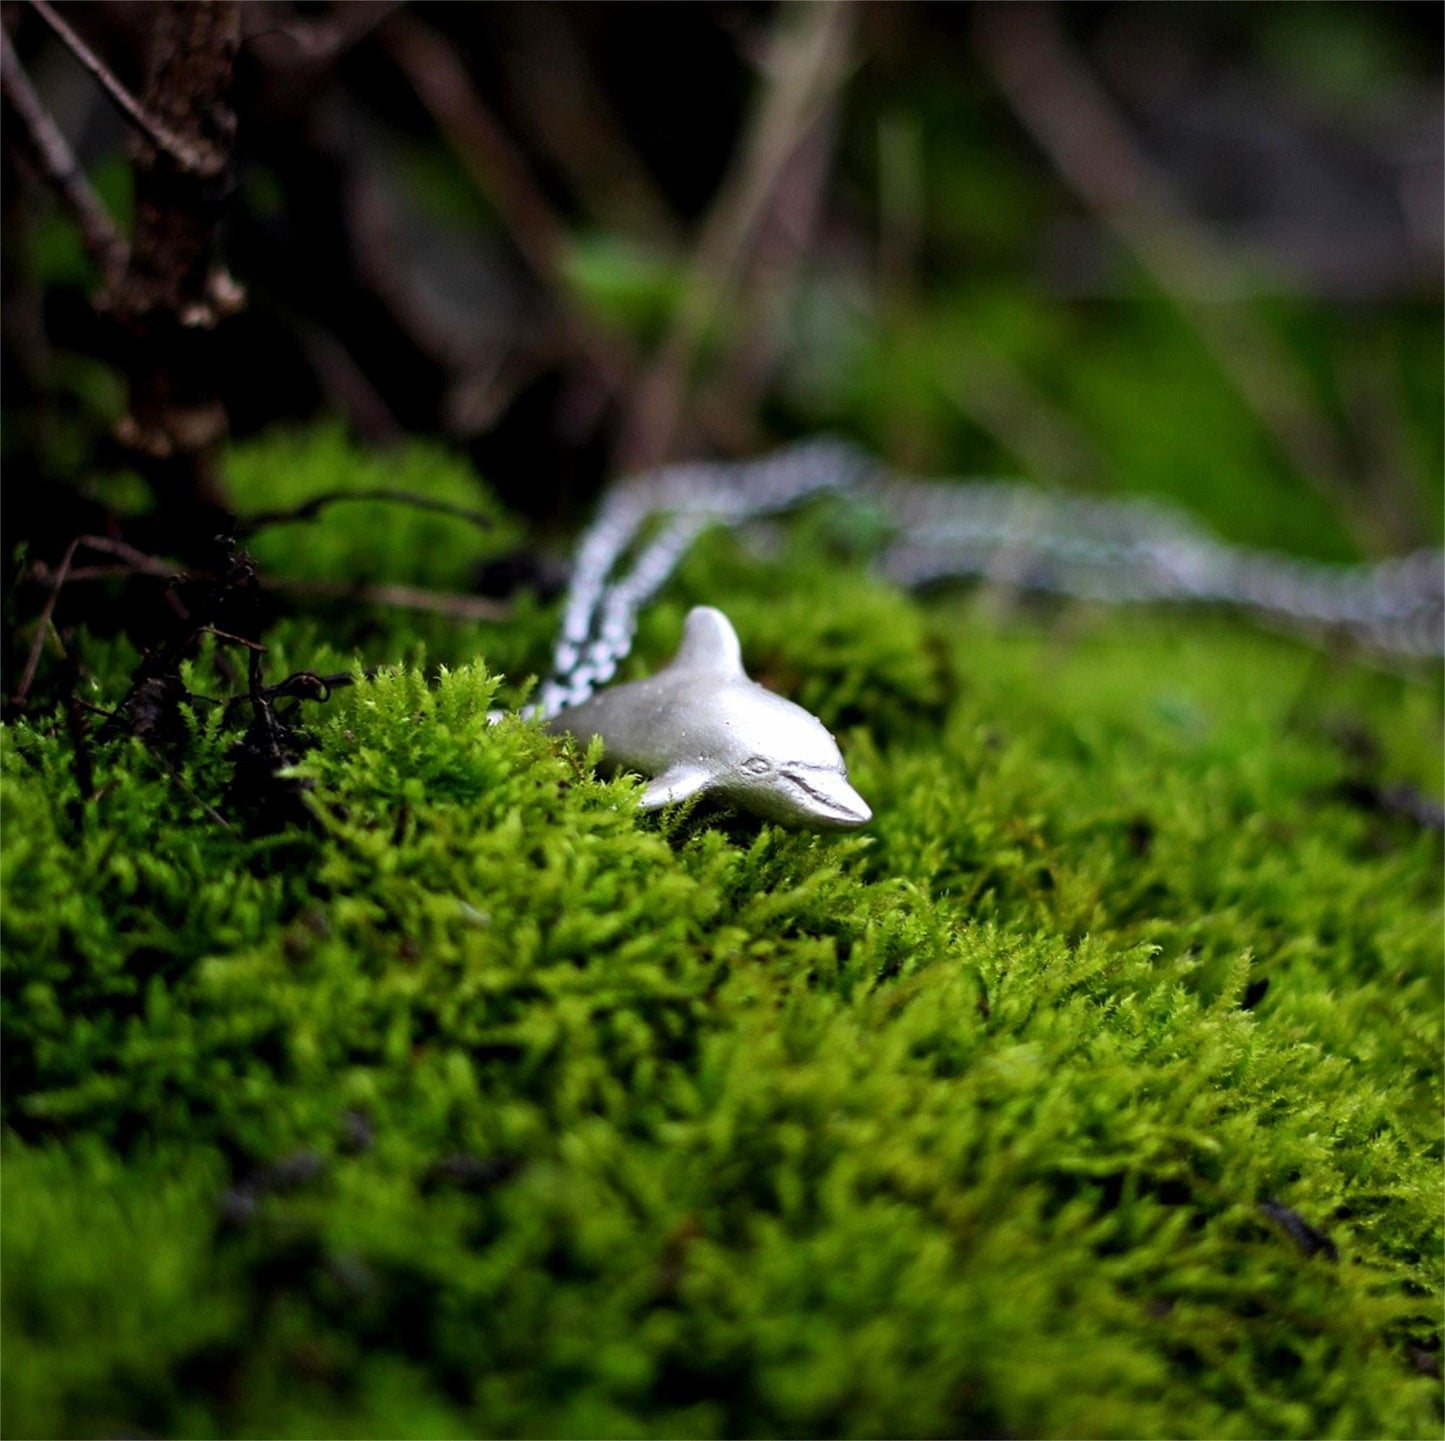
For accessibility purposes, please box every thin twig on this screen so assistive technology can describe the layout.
[199,625,267,652]
[242,0,401,68]
[66,694,96,801]
[32,563,146,584]
[292,321,402,445]
[73,696,120,719]
[24,534,181,592]
[20,535,514,625]
[487,3,679,246]
[382,12,634,395]
[218,671,368,708]
[972,3,1376,547]
[618,0,856,469]
[0,26,128,290]
[269,578,512,622]
[700,64,847,444]
[382,12,567,291]
[238,488,497,535]
[144,743,235,830]
[70,533,180,573]
[14,536,80,705]
[942,354,1103,489]
[29,0,221,175]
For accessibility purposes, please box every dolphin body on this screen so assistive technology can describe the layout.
[548,606,872,831]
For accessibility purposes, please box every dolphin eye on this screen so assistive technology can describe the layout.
[741,755,772,776]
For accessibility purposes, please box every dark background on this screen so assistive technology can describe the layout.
[3,1,1441,655]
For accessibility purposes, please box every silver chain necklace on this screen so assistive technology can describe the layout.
[537,437,1443,723]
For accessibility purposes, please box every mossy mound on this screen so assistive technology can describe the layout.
[3,433,1441,1439]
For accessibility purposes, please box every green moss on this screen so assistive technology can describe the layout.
[226,423,523,592]
[3,431,1441,1439]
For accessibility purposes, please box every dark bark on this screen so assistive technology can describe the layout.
[107,1,243,518]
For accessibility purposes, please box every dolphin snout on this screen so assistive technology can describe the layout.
[791,768,873,830]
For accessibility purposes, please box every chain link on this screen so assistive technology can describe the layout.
[531,439,874,716]
[534,439,1443,718]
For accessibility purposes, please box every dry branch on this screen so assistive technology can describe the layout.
[13,536,81,705]
[109,0,244,512]
[0,26,128,292]
[30,0,223,177]
[971,3,1385,548]
[263,579,511,623]
[239,489,498,536]
[21,536,514,630]
[617,0,856,470]
[383,11,634,400]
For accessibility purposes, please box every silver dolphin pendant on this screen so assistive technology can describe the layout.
[548,606,872,831]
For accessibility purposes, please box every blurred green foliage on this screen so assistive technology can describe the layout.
[564,234,690,346]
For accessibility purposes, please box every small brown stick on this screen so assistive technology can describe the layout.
[69,681,231,825]
[243,0,401,68]
[199,625,267,652]
[55,533,181,580]
[942,355,1103,489]
[32,563,148,584]
[382,12,567,292]
[71,696,122,731]
[144,743,235,830]
[66,693,96,801]
[382,12,634,394]
[13,536,81,705]
[487,3,679,245]
[618,0,856,470]
[73,696,120,720]
[239,488,497,535]
[20,535,512,626]
[25,534,182,590]
[292,321,402,445]
[972,4,1374,547]
[699,81,845,443]
[0,26,129,290]
[29,0,222,176]
[75,533,180,569]
[268,578,511,623]
[29,562,514,626]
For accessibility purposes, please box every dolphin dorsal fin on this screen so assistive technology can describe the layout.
[670,606,744,677]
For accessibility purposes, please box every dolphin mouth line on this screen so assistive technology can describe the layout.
[786,769,870,823]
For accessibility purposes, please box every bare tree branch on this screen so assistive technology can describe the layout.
[144,743,235,829]
[29,0,223,176]
[382,12,568,292]
[21,537,514,630]
[972,2,1386,548]
[698,91,845,448]
[488,4,680,246]
[382,12,635,397]
[14,535,80,705]
[617,0,856,470]
[0,26,128,292]
[110,0,243,513]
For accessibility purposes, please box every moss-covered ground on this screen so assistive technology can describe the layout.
[3,432,1442,1439]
